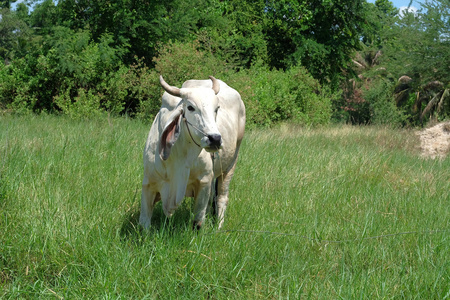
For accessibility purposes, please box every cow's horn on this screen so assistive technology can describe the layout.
[209,76,220,95]
[160,75,181,97]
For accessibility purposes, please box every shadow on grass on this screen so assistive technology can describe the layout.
[120,198,212,241]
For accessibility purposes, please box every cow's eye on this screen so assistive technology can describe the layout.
[187,105,195,112]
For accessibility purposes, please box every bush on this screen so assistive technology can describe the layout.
[152,39,232,86]
[225,65,334,128]
[152,40,334,127]
[121,62,161,122]
[336,75,407,127]
[363,79,408,126]
[2,36,334,127]
[1,28,121,114]
[0,27,163,120]
[54,87,103,119]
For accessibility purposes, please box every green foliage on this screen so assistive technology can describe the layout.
[2,30,332,126]
[363,79,408,126]
[0,0,14,9]
[381,1,450,86]
[150,40,333,127]
[360,0,398,46]
[336,74,407,126]
[265,0,365,86]
[50,0,228,66]
[54,87,103,119]
[0,25,162,119]
[10,0,367,87]
[28,0,57,36]
[2,0,449,127]
[219,0,269,68]
[153,40,230,86]
[0,7,31,61]
[225,66,334,127]
[371,0,449,124]
[338,0,450,126]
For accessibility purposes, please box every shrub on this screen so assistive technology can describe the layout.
[147,40,333,127]
[363,79,408,126]
[120,62,161,122]
[134,39,233,122]
[225,65,334,128]
[336,75,407,127]
[2,36,334,127]
[0,27,164,120]
[152,39,232,86]
[54,87,103,119]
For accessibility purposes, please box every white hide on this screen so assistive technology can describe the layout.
[140,77,245,229]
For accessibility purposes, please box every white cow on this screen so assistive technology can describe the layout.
[139,75,245,229]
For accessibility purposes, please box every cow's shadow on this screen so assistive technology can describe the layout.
[120,198,215,240]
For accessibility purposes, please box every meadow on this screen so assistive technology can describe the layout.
[1,114,449,298]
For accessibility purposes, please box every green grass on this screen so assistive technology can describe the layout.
[1,114,449,298]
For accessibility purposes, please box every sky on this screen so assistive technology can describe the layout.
[381,0,418,7]
[367,0,420,14]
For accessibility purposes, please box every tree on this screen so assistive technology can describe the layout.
[261,0,367,86]
[44,0,229,66]
[0,0,16,9]
[360,0,397,46]
[0,6,31,62]
[343,0,450,125]
[381,0,450,123]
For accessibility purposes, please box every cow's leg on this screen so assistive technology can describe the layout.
[139,181,156,229]
[215,161,237,229]
[192,181,212,230]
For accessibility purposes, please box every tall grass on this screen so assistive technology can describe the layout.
[1,115,449,298]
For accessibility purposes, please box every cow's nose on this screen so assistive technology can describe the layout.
[207,134,222,148]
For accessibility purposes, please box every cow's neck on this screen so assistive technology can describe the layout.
[162,124,204,211]
[171,122,204,166]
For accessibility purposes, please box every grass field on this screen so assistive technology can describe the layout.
[1,114,449,298]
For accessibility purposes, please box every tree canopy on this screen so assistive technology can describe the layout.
[1,0,449,126]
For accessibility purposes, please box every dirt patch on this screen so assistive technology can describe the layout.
[417,121,450,159]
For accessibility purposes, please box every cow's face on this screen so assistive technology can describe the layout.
[182,88,222,152]
[159,76,223,160]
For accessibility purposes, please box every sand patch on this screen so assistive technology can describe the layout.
[417,121,450,159]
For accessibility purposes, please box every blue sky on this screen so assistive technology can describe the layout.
[369,0,422,15]
[383,0,418,7]
[367,0,420,10]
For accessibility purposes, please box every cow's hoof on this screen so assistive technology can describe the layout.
[139,217,151,230]
[193,221,202,231]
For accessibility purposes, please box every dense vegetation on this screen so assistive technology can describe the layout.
[1,0,449,126]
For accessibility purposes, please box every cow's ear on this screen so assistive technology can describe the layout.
[159,107,183,160]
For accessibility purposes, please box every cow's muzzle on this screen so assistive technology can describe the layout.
[208,134,222,148]
[204,133,222,152]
